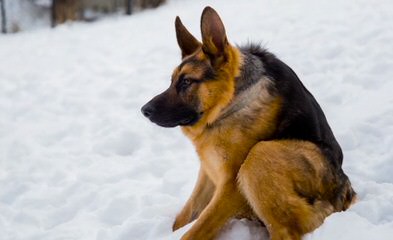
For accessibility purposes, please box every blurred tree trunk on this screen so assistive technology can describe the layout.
[51,0,79,27]
[126,0,166,15]
[126,0,132,15]
[139,0,166,9]
[0,0,6,33]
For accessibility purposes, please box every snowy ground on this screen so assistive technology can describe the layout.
[1,0,393,239]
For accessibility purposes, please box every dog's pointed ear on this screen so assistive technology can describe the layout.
[175,16,201,58]
[200,7,228,61]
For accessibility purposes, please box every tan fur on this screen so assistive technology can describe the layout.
[173,169,215,231]
[238,140,335,240]
[179,64,207,80]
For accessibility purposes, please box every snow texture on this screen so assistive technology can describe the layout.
[1,0,393,239]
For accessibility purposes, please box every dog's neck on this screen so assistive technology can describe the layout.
[215,50,274,123]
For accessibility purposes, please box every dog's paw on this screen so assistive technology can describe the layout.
[172,207,194,231]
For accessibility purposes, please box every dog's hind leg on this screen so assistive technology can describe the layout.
[173,167,215,231]
[237,140,335,240]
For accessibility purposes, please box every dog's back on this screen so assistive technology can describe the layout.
[240,44,356,212]
[241,45,341,166]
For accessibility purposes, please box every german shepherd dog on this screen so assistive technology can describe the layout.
[141,7,356,240]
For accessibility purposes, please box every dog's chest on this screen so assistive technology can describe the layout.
[199,145,226,184]
[196,128,255,184]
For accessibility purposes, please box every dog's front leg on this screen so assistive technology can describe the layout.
[173,167,215,231]
[180,181,247,240]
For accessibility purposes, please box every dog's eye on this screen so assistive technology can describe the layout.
[177,77,194,92]
[183,78,192,85]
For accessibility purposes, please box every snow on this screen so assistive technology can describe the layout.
[0,0,393,239]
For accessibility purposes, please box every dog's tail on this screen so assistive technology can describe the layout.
[343,181,357,211]
[338,175,357,211]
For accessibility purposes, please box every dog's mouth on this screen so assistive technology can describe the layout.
[179,118,195,125]
[143,110,203,128]
[179,112,203,126]
[141,96,204,128]
[152,116,199,128]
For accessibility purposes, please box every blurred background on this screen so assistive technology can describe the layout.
[0,0,166,33]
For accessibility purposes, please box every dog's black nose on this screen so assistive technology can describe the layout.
[141,104,154,118]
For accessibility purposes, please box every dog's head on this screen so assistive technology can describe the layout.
[141,7,240,128]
